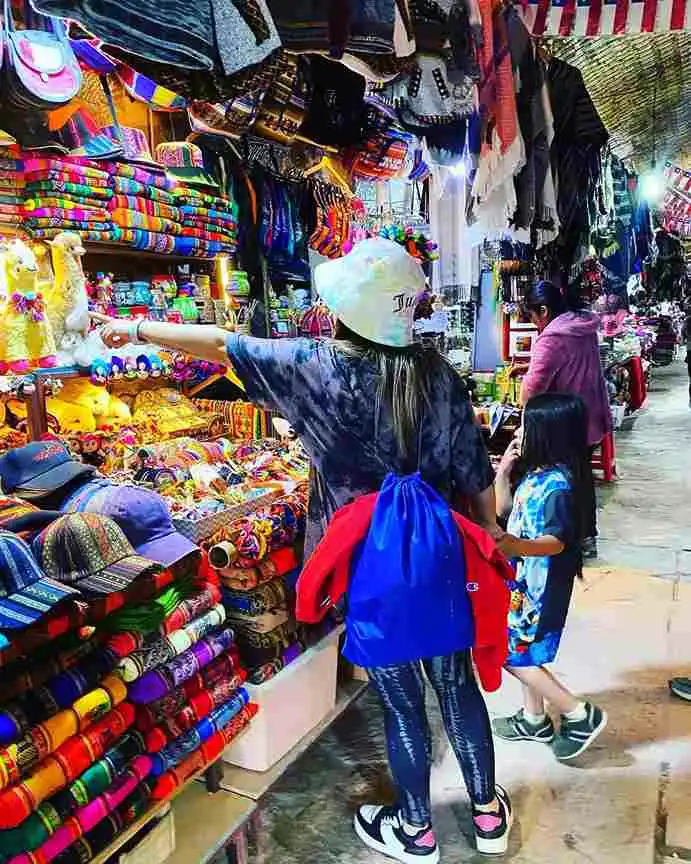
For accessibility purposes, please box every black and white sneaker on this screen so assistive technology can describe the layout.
[354,805,440,864]
[473,785,513,856]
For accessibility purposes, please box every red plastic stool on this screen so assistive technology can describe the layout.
[591,432,617,482]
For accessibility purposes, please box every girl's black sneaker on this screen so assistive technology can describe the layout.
[354,805,440,864]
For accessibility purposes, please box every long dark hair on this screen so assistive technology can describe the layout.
[520,392,590,550]
[522,279,585,320]
[333,320,453,462]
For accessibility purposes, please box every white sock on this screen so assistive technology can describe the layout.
[402,821,429,836]
[523,709,546,725]
[563,702,587,722]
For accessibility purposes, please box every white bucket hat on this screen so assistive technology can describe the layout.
[313,238,425,348]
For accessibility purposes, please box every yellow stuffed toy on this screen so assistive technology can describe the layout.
[0,239,57,372]
[46,398,97,433]
[57,379,132,430]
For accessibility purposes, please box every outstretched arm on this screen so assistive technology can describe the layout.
[92,313,228,364]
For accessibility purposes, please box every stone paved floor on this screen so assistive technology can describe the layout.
[245,363,691,864]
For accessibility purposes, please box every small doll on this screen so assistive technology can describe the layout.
[110,356,124,380]
[149,355,163,378]
[79,432,106,467]
[124,356,137,380]
[136,354,151,380]
[90,358,109,386]
[158,351,174,376]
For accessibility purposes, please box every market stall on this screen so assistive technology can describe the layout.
[0,0,689,861]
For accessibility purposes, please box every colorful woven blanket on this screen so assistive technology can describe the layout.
[110,208,183,235]
[0,703,134,829]
[25,181,112,200]
[109,195,180,220]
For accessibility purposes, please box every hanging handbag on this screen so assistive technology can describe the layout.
[3,0,81,110]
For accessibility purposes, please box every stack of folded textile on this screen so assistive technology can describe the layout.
[171,185,237,256]
[0,581,255,863]
[156,142,237,257]
[106,575,255,768]
[21,158,114,243]
[208,491,320,683]
[0,449,256,863]
[104,161,182,255]
[0,150,23,231]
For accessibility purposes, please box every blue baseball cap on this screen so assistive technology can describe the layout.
[0,442,95,500]
[79,484,198,567]
[0,530,81,629]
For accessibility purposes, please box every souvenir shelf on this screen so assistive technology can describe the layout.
[82,243,221,264]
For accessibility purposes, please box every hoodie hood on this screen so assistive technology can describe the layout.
[541,311,600,338]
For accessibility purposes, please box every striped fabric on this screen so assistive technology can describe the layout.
[116,63,188,112]
[520,0,688,36]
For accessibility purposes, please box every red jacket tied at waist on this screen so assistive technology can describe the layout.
[296,494,512,692]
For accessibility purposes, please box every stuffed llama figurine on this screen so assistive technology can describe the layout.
[47,232,90,351]
[0,239,57,372]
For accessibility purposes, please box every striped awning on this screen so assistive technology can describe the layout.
[520,0,690,37]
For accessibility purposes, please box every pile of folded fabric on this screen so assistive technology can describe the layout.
[96,128,182,255]
[156,143,237,256]
[207,489,331,684]
[21,157,114,243]
[0,149,23,232]
[0,442,257,864]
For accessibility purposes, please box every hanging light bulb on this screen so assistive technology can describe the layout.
[641,170,664,203]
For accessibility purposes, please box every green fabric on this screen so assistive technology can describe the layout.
[71,760,113,804]
[106,578,194,633]
[24,181,113,200]
[0,801,61,859]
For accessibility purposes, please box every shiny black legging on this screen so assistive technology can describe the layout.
[367,650,496,826]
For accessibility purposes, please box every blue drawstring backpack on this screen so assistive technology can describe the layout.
[342,471,475,668]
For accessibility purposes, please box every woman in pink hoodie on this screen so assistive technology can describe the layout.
[519,281,612,555]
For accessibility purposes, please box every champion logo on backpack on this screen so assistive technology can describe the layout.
[342,471,475,669]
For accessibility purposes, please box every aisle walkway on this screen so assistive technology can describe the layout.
[245,364,691,864]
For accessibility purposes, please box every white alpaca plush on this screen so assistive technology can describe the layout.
[47,232,90,364]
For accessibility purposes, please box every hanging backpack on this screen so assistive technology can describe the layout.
[343,471,475,668]
[3,0,81,111]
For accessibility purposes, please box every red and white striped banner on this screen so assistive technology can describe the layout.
[520,0,690,37]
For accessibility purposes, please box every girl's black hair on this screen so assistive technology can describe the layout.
[520,393,590,568]
[522,279,585,319]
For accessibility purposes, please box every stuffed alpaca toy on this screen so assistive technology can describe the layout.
[47,232,90,354]
[0,239,57,372]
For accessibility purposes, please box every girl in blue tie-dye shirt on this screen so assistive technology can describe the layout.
[494,393,608,762]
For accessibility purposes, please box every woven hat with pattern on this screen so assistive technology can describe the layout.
[101,125,163,169]
[33,513,162,597]
[0,497,61,537]
[0,530,80,630]
[155,142,218,189]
